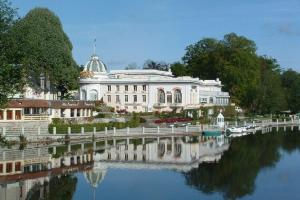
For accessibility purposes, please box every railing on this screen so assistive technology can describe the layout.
[23,115,49,121]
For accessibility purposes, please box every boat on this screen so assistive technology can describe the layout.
[203,130,222,137]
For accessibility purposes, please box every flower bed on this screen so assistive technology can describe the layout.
[154,117,192,124]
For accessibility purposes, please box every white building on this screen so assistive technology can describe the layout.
[79,54,230,113]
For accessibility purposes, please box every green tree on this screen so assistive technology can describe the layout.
[10,8,79,99]
[170,62,189,77]
[256,57,287,114]
[281,69,300,113]
[0,0,25,107]
[183,33,262,112]
[143,59,169,71]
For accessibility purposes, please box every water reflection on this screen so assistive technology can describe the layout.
[184,128,300,200]
[0,128,299,200]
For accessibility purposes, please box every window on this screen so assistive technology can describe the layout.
[143,95,146,102]
[77,109,81,117]
[201,98,207,103]
[134,85,137,91]
[89,90,98,100]
[107,95,111,102]
[125,95,128,102]
[116,85,120,91]
[125,85,128,91]
[6,163,12,173]
[174,89,182,103]
[0,164,3,173]
[116,95,120,103]
[209,97,214,104]
[15,162,21,171]
[70,109,75,117]
[15,110,21,120]
[0,110,3,120]
[143,85,146,91]
[167,95,172,103]
[134,106,137,110]
[108,85,111,91]
[24,108,30,115]
[81,90,87,100]
[158,89,165,103]
[134,95,137,102]
[6,110,12,120]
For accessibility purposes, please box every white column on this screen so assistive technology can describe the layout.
[157,126,160,134]
[185,126,188,132]
[113,127,116,134]
[21,126,25,135]
[68,127,71,135]
[68,144,71,152]
[12,110,15,120]
[105,127,108,134]
[93,127,96,135]
[142,127,145,134]
[2,127,6,136]
[81,127,84,134]
[53,127,56,135]
[127,127,130,134]
[93,142,96,150]
[171,126,174,133]
[81,143,84,152]
[53,146,57,155]
[38,127,41,135]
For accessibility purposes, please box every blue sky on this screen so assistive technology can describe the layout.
[10,0,300,71]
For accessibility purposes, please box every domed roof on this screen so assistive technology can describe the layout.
[84,54,107,74]
[84,165,107,188]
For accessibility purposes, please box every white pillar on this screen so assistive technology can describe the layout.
[93,142,96,150]
[105,127,108,135]
[53,127,56,135]
[113,139,116,146]
[185,126,188,132]
[277,119,279,125]
[284,119,286,124]
[126,138,130,145]
[142,127,145,134]
[68,144,71,152]
[21,126,25,135]
[235,121,238,126]
[53,146,57,155]
[157,137,160,143]
[127,127,130,134]
[157,126,160,134]
[81,127,84,134]
[81,143,84,152]
[171,126,174,133]
[68,127,71,135]
[142,137,145,144]
[37,127,41,135]
[93,127,96,135]
[113,127,116,135]
[2,127,6,136]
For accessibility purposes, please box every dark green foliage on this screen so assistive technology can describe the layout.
[281,69,300,113]
[143,59,169,71]
[170,62,189,77]
[0,0,25,107]
[180,33,290,114]
[48,115,141,134]
[10,8,79,98]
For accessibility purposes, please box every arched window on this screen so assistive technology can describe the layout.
[81,90,87,100]
[174,89,182,103]
[209,97,214,104]
[89,89,98,100]
[158,89,165,103]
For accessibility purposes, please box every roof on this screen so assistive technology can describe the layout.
[6,99,95,109]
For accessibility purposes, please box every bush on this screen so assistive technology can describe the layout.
[48,115,140,134]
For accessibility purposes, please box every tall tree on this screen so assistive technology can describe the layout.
[281,69,300,113]
[256,57,286,113]
[143,59,169,71]
[10,8,79,99]
[170,62,189,77]
[0,0,25,107]
[183,33,261,111]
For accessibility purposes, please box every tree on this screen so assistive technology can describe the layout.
[182,33,261,111]
[170,62,189,77]
[256,57,287,114]
[125,62,139,70]
[143,59,169,71]
[281,69,300,113]
[10,8,79,99]
[0,0,25,107]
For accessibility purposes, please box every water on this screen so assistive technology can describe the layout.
[0,127,300,200]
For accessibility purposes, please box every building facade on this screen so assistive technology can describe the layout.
[79,54,230,113]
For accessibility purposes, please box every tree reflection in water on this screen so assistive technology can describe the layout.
[184,129,300,200]
[26,174,77,200]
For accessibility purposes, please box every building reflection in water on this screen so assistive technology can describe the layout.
[0,135,229,199]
